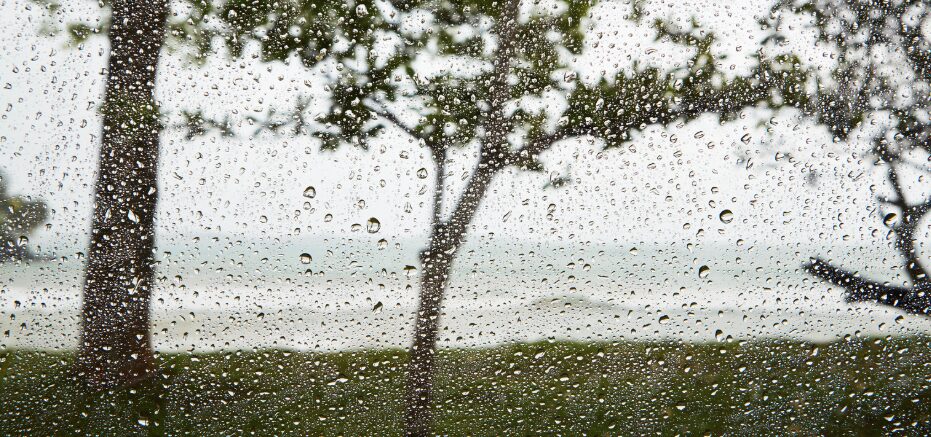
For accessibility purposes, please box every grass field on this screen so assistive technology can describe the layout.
[1,336,929,435]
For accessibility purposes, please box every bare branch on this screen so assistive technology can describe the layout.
[480,0,521,170]
[430,147,447,228]
[513,128,570,165]
[365,102,424,142]
[805,258,931,316]
[886,166,931,284]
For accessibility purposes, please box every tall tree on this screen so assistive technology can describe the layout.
[767,0,931,315]
[208,0,808,433]
[74,0,170,388]
[48,0,368,387]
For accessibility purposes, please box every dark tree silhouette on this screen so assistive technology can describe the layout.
[74,0,170,388]
[768,0,931,314]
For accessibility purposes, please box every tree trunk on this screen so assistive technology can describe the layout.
[404,248,453,437]
[404,166,496,436]
[74,0,169,389]
[404,1,518,432]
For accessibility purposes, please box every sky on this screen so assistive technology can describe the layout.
[3,0,931,349]
[1,0,929,306]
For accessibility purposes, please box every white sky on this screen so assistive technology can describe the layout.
[0,0,925,268]
[5,0,931,350]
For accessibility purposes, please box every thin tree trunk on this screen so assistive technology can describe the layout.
[74,0,169,389]
[404,1,518,433]
[404,250,451,437]
[404,166,496,436]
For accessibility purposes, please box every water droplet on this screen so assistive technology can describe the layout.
[355,4,368,16]
[366,217,381,233]
[416,168,428,179]
[658,315,670,324]
[17,236,28,246]
[377,239,388,249]
[884,212,898,227]
[740,133,751,144]
[303,186,316,199]
[698,265,710,278]
[372,301,383,314]
[299,253,312,264]
[127,210,139,223]
[719,210,733,224]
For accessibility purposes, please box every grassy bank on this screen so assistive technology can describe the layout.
[1,336,929,435]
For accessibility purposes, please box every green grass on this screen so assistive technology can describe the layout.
[1,337,930,435]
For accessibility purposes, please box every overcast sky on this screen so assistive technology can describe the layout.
[1,0,924,264]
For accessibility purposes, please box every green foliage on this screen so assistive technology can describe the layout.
[769,0,930,148]
[99,95,161,134]
[565,52,809,149]
[44,0,812,160]
[1,337,929,434]
[179,110,234,140]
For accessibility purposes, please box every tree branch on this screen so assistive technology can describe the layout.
[480,0,521,170]
[430,146,447,228]
[886,165,931,284]
[366,102,424,142]
[805,258,931,316]
[512,128,570,167]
